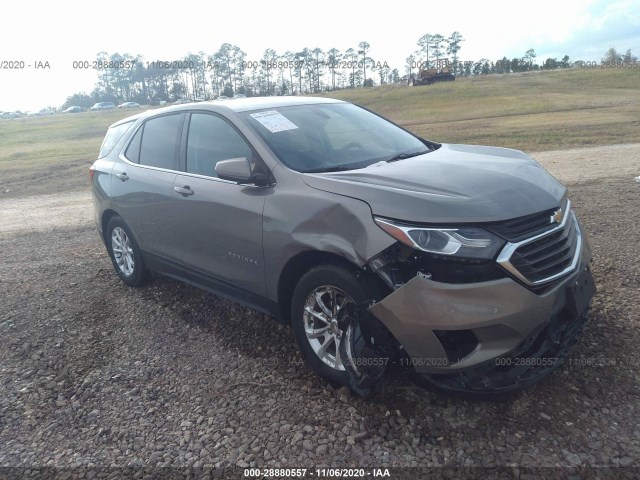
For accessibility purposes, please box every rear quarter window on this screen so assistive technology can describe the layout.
[98,121,135,158]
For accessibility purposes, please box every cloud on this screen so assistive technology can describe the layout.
[1,0,637,110]
[533,0,640,60]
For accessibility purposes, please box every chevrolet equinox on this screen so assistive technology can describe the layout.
[91,97,596,396]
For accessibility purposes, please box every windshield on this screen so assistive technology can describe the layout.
[242,103,430,173]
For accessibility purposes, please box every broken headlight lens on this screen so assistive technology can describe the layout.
[374,217,505,259]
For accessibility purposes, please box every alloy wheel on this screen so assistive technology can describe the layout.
[303,285,356,371]
[111,226,135,277]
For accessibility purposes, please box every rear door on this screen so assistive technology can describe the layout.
[110,113,185,262]
[172,111,269,296]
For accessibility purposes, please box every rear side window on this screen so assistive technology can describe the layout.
[186,113,253,177]
[139,113,183,170]
[98,121,134,158]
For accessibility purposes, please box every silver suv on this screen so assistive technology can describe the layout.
[91,102,116,111]
[91,97,596,396]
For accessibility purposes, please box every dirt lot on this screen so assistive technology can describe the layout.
[1,144,639,473]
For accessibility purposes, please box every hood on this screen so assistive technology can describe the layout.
[302,144,566,224]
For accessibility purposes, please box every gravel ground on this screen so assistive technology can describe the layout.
[1,144,639,474]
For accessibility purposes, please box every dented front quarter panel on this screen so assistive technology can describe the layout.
[262,167,395,301]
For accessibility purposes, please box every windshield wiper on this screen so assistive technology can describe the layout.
[306,150,429,172]
[305,165,359,173]
[386,150,429,163]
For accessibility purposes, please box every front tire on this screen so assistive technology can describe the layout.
[291,264,370,387]
[105,216,149,287]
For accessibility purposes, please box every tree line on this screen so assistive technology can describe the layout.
[62,34,637,109]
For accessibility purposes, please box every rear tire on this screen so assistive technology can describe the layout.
[291,264,370,387]
[105,216,150,287]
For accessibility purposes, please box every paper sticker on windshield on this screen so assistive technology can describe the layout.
[250,110,298,133]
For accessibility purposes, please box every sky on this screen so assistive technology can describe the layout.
[0,0,638,112]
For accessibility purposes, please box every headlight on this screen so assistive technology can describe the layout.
[374,217,505,259]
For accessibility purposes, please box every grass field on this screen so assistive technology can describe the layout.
[0,109,135,198]
[324,68,640,150]
[1,68,639,198]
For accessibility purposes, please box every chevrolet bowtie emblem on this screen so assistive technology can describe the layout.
[550,208,564,224]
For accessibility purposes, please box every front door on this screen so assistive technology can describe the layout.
[172,112,270,296]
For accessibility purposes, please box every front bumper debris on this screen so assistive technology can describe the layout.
[424,302,592,394]
[367,240,595,389]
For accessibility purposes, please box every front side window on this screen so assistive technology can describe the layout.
[138,113,183,170]
[186,113,253,177]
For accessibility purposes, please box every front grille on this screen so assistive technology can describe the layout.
[510,214,579,284]
[497,200,582,287]
[487,199,568,242]
[487,208,557,242]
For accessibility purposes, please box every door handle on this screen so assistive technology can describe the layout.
[115,172,129,181]
[174,185,194,196]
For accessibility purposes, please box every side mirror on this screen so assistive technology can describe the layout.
[215,157,252,183]
[216,157,272,186]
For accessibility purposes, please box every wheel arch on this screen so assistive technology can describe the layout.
[101,209,120,245]
[102,210,143,252]
[277,250,390,324]
[277,251,360,324]
[102,211,151,287]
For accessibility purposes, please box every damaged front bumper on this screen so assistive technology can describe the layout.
[367,234,595,391]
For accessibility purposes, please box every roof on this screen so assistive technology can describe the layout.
[211,96,344,112]
[110,96,344,127]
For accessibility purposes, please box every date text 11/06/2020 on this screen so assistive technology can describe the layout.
[244,468,391,478]
[284,355,639,368]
